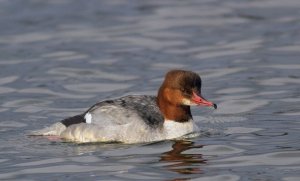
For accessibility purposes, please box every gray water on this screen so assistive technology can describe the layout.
[1,0,300,180]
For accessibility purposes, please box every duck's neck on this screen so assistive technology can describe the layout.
[157,87,192,123]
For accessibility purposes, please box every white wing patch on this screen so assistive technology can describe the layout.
[84,112,92,124]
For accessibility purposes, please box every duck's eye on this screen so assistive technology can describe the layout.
[180,88,186,93]
[180,88,190,96]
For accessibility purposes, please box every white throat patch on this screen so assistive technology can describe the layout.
[182,98,197,106]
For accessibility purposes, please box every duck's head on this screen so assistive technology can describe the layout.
[157,70,216,122]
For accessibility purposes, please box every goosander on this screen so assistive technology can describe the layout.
[31,70,217,143]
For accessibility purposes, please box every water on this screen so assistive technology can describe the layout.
[1,0,300,180]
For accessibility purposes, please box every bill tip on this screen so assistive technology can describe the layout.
[213,103,217,109]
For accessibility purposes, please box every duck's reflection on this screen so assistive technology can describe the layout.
[160,140,206,175]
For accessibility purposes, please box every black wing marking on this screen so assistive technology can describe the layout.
[61,114,85,127]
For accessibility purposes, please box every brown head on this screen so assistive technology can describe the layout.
[157,70,217,122]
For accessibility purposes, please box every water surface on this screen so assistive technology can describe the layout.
[1,0,300,180]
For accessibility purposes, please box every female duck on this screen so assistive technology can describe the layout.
[31,70,216,143]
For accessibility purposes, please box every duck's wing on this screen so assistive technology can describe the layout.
[84,95,164,128]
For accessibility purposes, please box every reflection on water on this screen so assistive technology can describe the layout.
[160,141,205,176]
[0,0,300,180]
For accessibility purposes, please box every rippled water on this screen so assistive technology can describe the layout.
[1,0,300,180]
